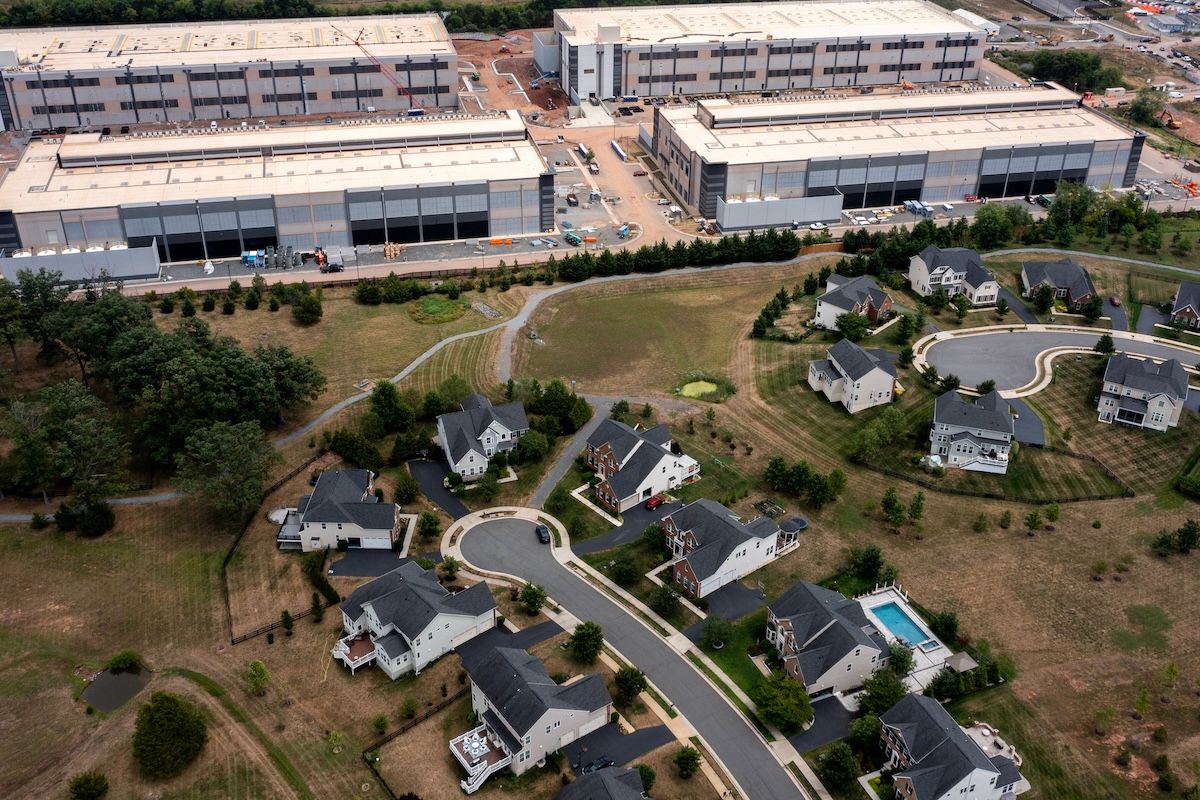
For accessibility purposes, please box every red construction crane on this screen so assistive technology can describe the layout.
[330,25,423,111]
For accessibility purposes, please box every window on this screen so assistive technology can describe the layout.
[329,64,382,75]
[879,63,921,72]
[709,70,756,81]
[116,74,175,85]
[332,88,384,99]
[193,95,248,106]
[120,99,180,110]
[26,77,101,89]
[768,44,816,54]
[883,40,925,49]
[263,92,318,103]
[711,47,759,58]
[767,67,812,78]
[638,50,699,61]
[823,65,868,75]
[259,66,315,78]
[934,60,975,70]
[826,42,871,52]
[32,103,106,115]
[188,70,243,82]
[940,37,980,47]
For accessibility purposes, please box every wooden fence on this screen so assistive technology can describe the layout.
[361,685,471,799]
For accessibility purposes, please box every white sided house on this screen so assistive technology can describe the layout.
[809,339,897,414]
[908,246,999,306]
[881,694,1028,800]
[929,390,1015,474]
[437,393,529,481]
[334,562,496,680]
[450,647,612,794]
[1097,353,1188,431]
[767,581,890,698]
[664,498,795,598]
[585,419,699,512]
[276,469,402,552]
[814,274,894,330]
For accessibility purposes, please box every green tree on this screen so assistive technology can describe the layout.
[245,660,269,697]
[995,298,1010,318]
[401,697,418,719]
[642,523,666,554]
[393,470,420,505]
[369,380,415,433]
[292,292,323,325]
[1134,687,1151,720]
[889,645,915,676]
[700,615,734,650]
[441,556,461,582]
[939,373,961,393]
[132,692,208,779]
[881,487,906,528]
[45,288,151,386]
[976,379,996,395]
[929,610,959,642]
[517,429,550,462]
[567,621,605,664]
[850,544,885,582]
[0,279,24,372]
[970,202,1014,249]
[252,344,326,423]
[15,267,73,357]
[281,610,294,635]
[835,311,870,342]
[649,585,681,617]
[68,770,109,800]
[311,591,324,623]
[1081,294,1104,323]
[373,714,388,735]
[1031,284,1057,315]
[519,583,547,614]
[615,666,648,705]
[174,420,280,521]
[848,714,882,757]
[1024,510,1042,533]
[751,671,814,732]
[673,746,701,779]
[1043,504,1060,523]
[635,763,656,793]
[609,557,639,586]
[817,741,860,791]
[859,669,908,717]
[1094,333,1115,354]
[907,491,925,525]
[476,472,499,502]
[952,292,971,322]
[417,511,441,541]
[1128,88,1164,125]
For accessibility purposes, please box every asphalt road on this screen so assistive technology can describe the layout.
[926,330,1200,390]
[997,287,1038,324]
[460,518,805,800]
[1104,299,1129,332]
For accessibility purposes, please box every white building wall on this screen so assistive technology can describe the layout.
[808,644,883,696]
[842,370,895,414]
[696,535,777,597]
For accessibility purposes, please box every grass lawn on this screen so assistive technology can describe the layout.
[545,463,612,543]
[512,259,840,395]
[158,286,523,429]
[411,296,471,324]
[1025,358,1200,497]
[698,608,770,698]
[581,540,702,632]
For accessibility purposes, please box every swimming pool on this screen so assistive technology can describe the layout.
[873,602,937,649]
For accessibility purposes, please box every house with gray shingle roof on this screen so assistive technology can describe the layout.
[1019,258,1095,310]
[556,767,646,800]
[276,469,400,552]
[663,498,789,598]
[1170,280,1200,329]
[334,561,496,680]
[450,647,612,794]
[881,694,1028,800]
[437,393,529,481]
[814,274,894,330]
[929,391,1015,474]
[586,419,699,512]
[767,581,890,697]
[1098,353,1188,431]
[809,338,897,414]
[909,246,999,307]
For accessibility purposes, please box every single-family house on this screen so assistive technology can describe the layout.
[908,246,999,306]
[585,419,699,512]
[766,581,890,698]
[881,694,1028,800]
[450,647,613,794]
[1170,280,1200,328]
[929,391,1015,474]
[809,339,897,414]
[556,767,646,800]
[1019,258,1095,310]
[334,562,496,680]
[814,274,894,330]
[1097,353,1188,431]
[276,469,402,552]
[437,393,529,481]
[663,498,794,598]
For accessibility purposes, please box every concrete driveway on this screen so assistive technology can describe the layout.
[925,330,1200,391]
[573,500,682,555]
[407,458,470,520]
[460,518,805,800]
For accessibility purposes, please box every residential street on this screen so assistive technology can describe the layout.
[926,330,1200,391]
[460,518,807,800]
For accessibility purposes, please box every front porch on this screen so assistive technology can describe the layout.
[450,721,514,794]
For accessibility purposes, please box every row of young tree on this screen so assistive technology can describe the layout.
[762,455,847,510]
[0,269,324,519]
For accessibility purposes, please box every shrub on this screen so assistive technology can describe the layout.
[373,714,388,735]
[293,292,323,325]
[817,741,860,791]
[1153,725,1168,743]
[1115,749,1131,767]
[848,714,881,757]
[201,295,216,312]
[132,692,208,778]
[859,669,907,717]
[244,290,260,310]
[105,649,141,672]
[158,297,175,314]
[301,552,340,605]
[674,746,701,779]
[648,585,681,617]
[615,666,648,705]
[567,621,604,664]
[751,671,814,732]
[609,557,639,587]
[393,471,420,505]
[268,298,280,312]
[77,501,116,538]
[68,770,109,800]
[635,764,656,793]
[30,512,49,530]
[222,298,236,315]
[401,697,418,719]
[181,299,196,317]
[999,510,1012,529]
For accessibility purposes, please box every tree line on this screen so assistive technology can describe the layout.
[0,268,324,522]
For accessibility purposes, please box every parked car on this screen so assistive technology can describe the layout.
[656,198,671,206]
[633,169,648,176]
[535,524,551,544]
[1109,296,1122,307]
[809,222,829,230]
[644,495,666,510]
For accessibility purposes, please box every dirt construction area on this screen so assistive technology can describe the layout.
[452,33,571,126]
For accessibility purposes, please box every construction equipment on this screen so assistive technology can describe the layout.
[331,25,423,110]
[1157,110,1182,130]
[1038,35,1064,46]
[901,81,914,90]
[563,231,583,246]
[1168,178,1199,198]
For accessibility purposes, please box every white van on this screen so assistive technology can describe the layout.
[942,202,955,212]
